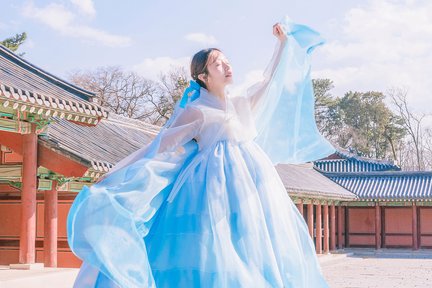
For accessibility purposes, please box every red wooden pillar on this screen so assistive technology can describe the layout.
[337,205,344,249]
[44,180,58,267]
[296,199,304,217]
[307,203,314,240]
[323,202,329,254]
[412,202,418,250]
[19,124,38,264]
[375,203,381,249]
[330,203,336,251]
[316,203,322,254]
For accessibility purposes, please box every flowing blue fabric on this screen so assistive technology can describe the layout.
[67,16,332,288]
[254,16,335,164]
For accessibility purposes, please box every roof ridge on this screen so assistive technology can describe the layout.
[0,44,95,101]
[105,113,160,134]
[322,170,432,177]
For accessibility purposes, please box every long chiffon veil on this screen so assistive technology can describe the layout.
[253,16,334,164]
[67,16,335,287]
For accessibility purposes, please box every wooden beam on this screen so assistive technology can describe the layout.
[296,199,304,217]
[330,203,336,251]
[37,144,87,177]
[57,181,88,193]
[19,124,37,264]
[412,203,418,250]
[307,203,314,240]
[345,206,349,247]
[0,164,22,181]
[0,118,31,134]
[44,180,58,267]
[37,178,52,191]
[375,204,381,249]
[0,130,23,154]
[323,203,329,254]
[338,206,344,249]
[0,130,88,178]
[316,204,322,254]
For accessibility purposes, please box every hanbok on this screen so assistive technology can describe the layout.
[67,17,334,288]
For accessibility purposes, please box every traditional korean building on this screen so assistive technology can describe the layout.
[277,163,356,254]
[315,149,432,250]
[0,44,108,268]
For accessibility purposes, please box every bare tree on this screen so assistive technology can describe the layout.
[388,87,427,170]
[69,66,189,125]
[144,67,188,125]
[424,128,432,169]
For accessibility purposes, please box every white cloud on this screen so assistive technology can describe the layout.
[314,0,432,113]
[132,56,190,81]
[22,2,131,47]
[185,33,217,45]
[70,0,96,17]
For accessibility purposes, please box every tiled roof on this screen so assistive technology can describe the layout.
[276,163,357,200]
[41,113,159,172]
[314,149,400,173]
[322,171,432,201]
[0,45,107,124]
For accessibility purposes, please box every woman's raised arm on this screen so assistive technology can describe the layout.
[248,23,287,110]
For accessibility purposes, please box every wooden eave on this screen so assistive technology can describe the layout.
[0,83,107,125]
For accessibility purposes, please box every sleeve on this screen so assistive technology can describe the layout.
[100,106,203,178]
[247,40,287,111]
[67,106,203,287]
[251,16,335,164]
[157,106,203,153]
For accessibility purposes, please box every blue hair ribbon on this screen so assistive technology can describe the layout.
[179,80,201,108]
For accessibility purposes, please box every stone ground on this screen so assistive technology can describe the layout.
[1,248,432,287]
[320,248,432,288]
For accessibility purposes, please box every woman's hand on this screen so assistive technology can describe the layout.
[273,23,287,42]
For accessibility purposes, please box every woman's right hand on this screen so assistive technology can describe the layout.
[273,23,287,42]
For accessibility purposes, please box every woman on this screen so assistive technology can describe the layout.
[68,18,333,287]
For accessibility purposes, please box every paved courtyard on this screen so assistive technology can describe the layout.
[321,249,432,288]
[1,249,432,287]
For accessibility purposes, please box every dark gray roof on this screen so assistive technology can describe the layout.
[314,148,400,173]
[41,113,159,172]
[0,45,107,123]
[323,170,432,201]
[276,163,357,200]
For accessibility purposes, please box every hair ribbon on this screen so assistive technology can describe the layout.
[179,80,201,108]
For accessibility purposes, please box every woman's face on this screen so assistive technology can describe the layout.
[205,51,233,88]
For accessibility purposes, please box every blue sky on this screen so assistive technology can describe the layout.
[1,0,431,114]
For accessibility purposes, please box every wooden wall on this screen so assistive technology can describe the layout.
[0,196,82,268]
[347,206,432,249]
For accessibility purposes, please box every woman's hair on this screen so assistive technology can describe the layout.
[190,48,221,89]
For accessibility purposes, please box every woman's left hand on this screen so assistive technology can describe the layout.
[273,23,287,42]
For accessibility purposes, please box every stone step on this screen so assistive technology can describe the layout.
[0,266,78,288]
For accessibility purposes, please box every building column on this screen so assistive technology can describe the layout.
[307,203,314,240]
[330,203,336,251]
[323,202,329,254]
[44,180,58,267]
[337,205,344,249]
[296,199,304,216]
[19,124,38,264]
[412,202,419,250]
[296,199,304,217]
[375,203,381,250]
[316,203,322,254]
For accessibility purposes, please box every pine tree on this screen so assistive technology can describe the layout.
[1,32,27,54]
